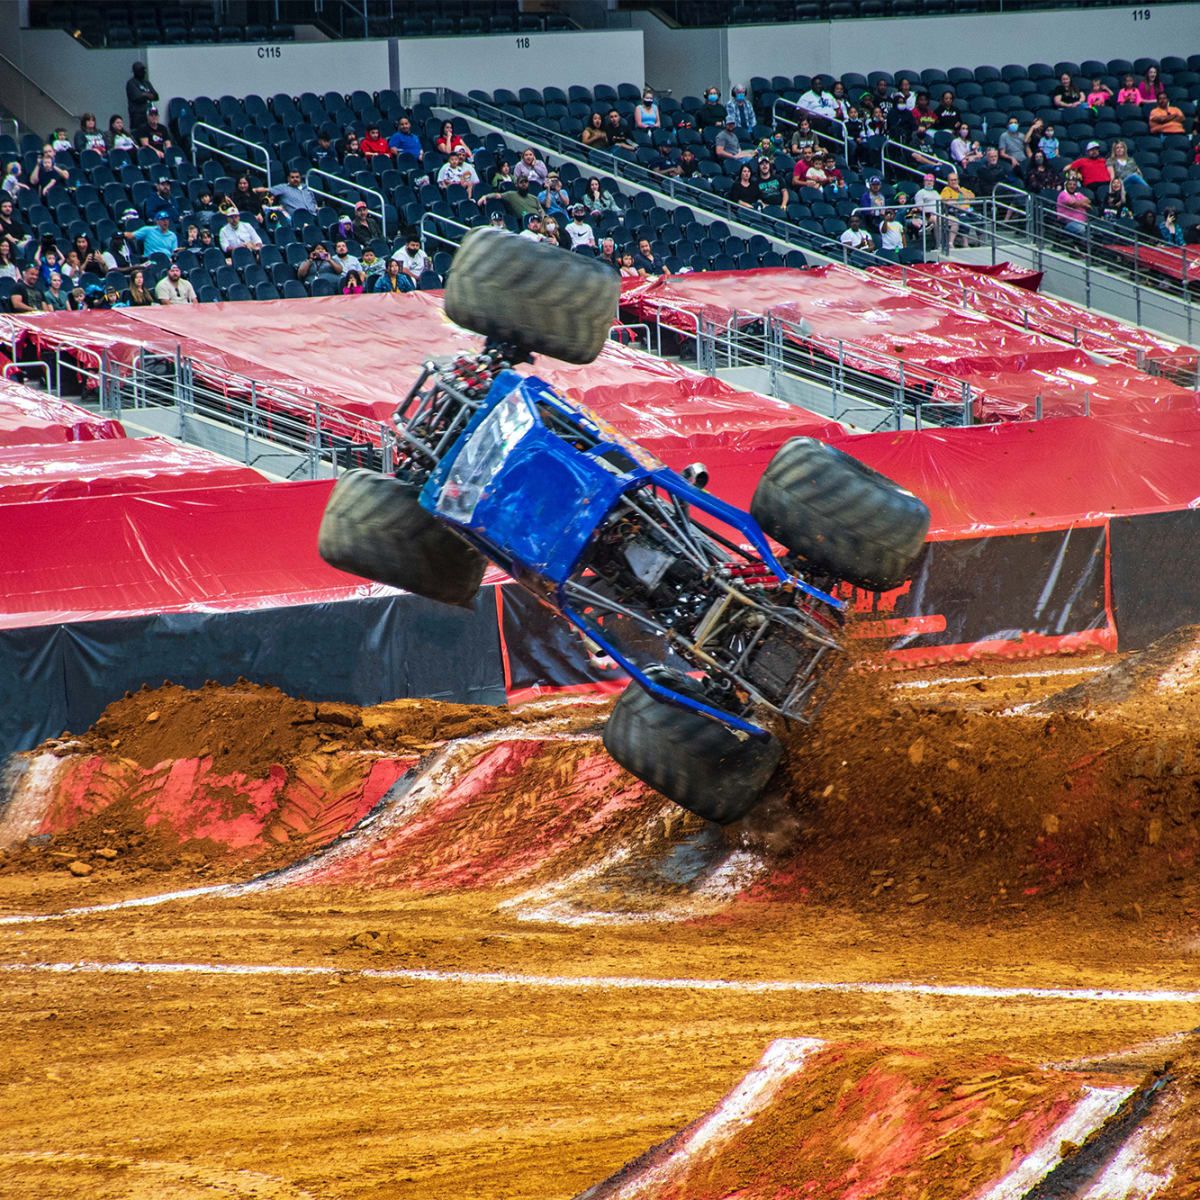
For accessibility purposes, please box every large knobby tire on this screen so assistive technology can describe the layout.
[318,470,486,607]
[750,437,930,592]
[444,227,619,365]
[602,668,783,825]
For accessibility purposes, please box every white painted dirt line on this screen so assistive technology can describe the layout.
[0,882,244,925]
[1080,1092,1178,1199]
[894,665,1104,690]
[3,960,1199,1005]
[977,1085,1134,1199]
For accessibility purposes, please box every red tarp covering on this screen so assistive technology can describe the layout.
[0,436,263,504]
[621,266,1198,422]
[825,409,1200,536]
[0,379,125,445]
[1106,242,1200,284]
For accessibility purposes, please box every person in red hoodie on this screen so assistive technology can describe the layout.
[359,123,393,159]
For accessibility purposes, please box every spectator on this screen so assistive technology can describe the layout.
[1114,74,1140,106]
[868,77,893,120]
[128,268,156,306]
[725,84,756,136]
[1107,141,1146,186]
[0,197,30,255]
[542,215,569,249]
[939,170,976,247]
[191,187,218,228]
[789,116,818,157]
[839,213,874,252]
[1067,141,1112,190]
[481,175,544,223]
[1149,95,1185,135]
[634,89,661,130]
[350,202,381,243]
[387,117,423,161]
[997,116,1027,169]
[972,146,1013,196]
[798,76,838,126]
[218,209,262,259]
[59,249,82,283]
[633,237,670,276]
[155,262,197,304]
[359,247,384,281]
[1053,72,1084,109]
[42,271,69,311]
[107,114,135,152]
[51,127,71,157]
[2,162,24,201]
[230,176,268,224]
[375,258,413,292]
[360,123,393,159]
[1022,150,1060,194]
[727,162,761,206]
[698,86,727,129]
[912,172,942,246]
[331,239,361,275]
[950,123,982,172]
[74,234,107,277]
[1056,174,1091,234]
[935,90,961,130]
[341,269,367,295]
[583,176,621,215]
[125,210,178,257]
[74,113,107,156]
[391,235,431,282]
[272,169,319,220]
[829,80,850,121]
[755,157,789,210]
[0,239,18,282]
[1101,176,1131,220]
[182,223,202,250]
[581,112,609,149]
[860,174,887,211]
[126,60,158,128]
[596,236,619,271]
[519,213,545,242]
[564,204,596,250]
[538,171,570,216]
[793,146,828,190]
[1139,67,1164,103]
[1086,77,1114,111]
[844,106,868,168]
[437,151,480,199]
[604,109,635,149]
[677,147,702,180]
[618,250,640,279]
[1039,123,1060,160]
[29,146,68,201]
[490,159,514,189]
[648,146,682,178]
[135,106,173,161]
[513,147,549,188]
[913,93,937,138]
[878,208,905,251]
[1159,206,1185,244]
[297,241,342,283]
[310,130,335,167]
[716,117,753,162]
[195,226,216,256]
[337,129,361,161]
[143,177,180,224]
[9,265,46,313]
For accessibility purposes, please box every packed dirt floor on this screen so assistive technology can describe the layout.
[2,637,1200,1199]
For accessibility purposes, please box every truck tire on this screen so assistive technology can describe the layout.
[444,227,619,365]
[750,437,930,592]
[318,470,486,607]
[602,668,783,825]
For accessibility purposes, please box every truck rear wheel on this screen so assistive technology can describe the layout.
[750,437,930,592]
[602,668,783,825]
[318,470,486,607]
[444,227,619,365]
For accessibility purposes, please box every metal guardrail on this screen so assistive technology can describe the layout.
[191,121,275,190]
[306,164,388,238]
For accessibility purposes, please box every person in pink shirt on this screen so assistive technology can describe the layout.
[1116,73,1141,106]
[1137,67,1164,103]
[1086,77,1113,110]
[1057,175,1091,234]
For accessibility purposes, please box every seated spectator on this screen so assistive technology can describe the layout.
[618,250,640,279]
[232,175,267,224]
[648,146,682,177]
[725,84,756,135]
[716,117,753,162]
[1053,73,1084,109]
[67,285,86,310]
[912,172,942,247]
[1117,74,1141,106]
[939,170,976,247]
[273,169,319,220]
[634,89,661,130]
[125,210,178,257]
[49,126,71,156]
[596,236,619,271]
[74,113,107,156]
[1139,67,1164,103]
[297,240,342,283]
[360,123,393,159]
[564,204,596,250]
[391,235,431,283]
[480,174,544,222]
[537,171,570,216]
[829,80,850,121]
[514,147,549,188]
[359,247,384,281]
[218,209,263,259]
[1056,174,1092,234]
[337,129,361,161]
[998,117,1027,169]
[142,178,180,224]
[844,106,868,167]
[789,117,818,157]
[1159,206,1185,244]
[437,151,480,199]
[107,114,135,152]
[59,249,82,283]
[0,239,19,282]
[542,215,569,249]
[1149,95,1185,135]
[583,176,621,215]
[9,265,46,313]
[1086,77,1113,111]
[950,123,982,171]
[135,106,173,160]
[331,239,360,276]
[182,224,202,250]
[387,117,423,161]
[1106,140,1145,186]
[29,146,68,201]
[839,213,874,251]
[727,163,761,206]
[155,261,197,304]
[350,201,381,243]
[971,146,1013,196]
[104,231,136,272]
[1101,176,1131,220]
[755,158,789,210]
[341,269,367,295]
[878,208,906,251]
[1022,150,1060,194]
[633,237,670,276]
[519,213,545,242]
[798,76,838,126]
[490,159,514,189]
[375,257,414,292]
[698,87,727,130]
[913,93,937,138]
[128,268,155,306]
[677,147,702,180]
[2,162,24,201]
[1067,141,1112,190]
[0,197,30,256]
[43,271,69,311]
[792,146,826,190]
[1039,123,1060,160]
[935,90,961,131]
[581,112,609,149]
[604,109,635,149]
[310,130,335,167]
[860,173,887,211]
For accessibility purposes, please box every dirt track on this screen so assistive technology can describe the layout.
[3,648,1200,1198]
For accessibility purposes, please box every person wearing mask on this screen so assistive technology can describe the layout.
[725,85,756,136]
[698,86,726,129]
[997,117,1027,169]
[634,90,660,130]
[126,61,158,128]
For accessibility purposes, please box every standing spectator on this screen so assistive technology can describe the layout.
[272,169,319,220]
[997,117,1027,169]
[633,237,670,276]
[1067,141,1112,190]
[107,114,135,152]
[1056,174,1091,234]
[437,151,480,199]
[564,204,596,250]
[218,209,263,259]
[755,157,789,211]
[716,117,753,163]
[391,235,431,283]
[125,210,178,257]
[913,172,942,248]
[939,170,976,247]
[1053,73,1084,109]
[798,76,838,126]
[9,265,47,313]
[698,86,727,129]
[136,107,173,161]
[1149,95,1185,136]
[155,262,198,304]
[878,208,906,251]
[29,146,68,201]
[360,123,393,159]
[74,113,107,156]
[839,213,874,251]
[1086,77,1114,112]
[725,84,756,136]
[297,241,342,284]
[538,171,571,216]
[128,268,156,306]
[1139,67,1164,103]
[375,258,413,292]
[844,106,869,168]
[514,148,549,188]
[351,201,381,243]
[581,112,609,149]
[604,109,635,148]
[634,89,661,130]
[913,94,937,139]
[387,117,423,161]
[126,61,158,129]
[935,90,961,130]
[435,121,473,158]
[727,163,761,206]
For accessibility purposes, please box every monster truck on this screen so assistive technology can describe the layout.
[318,229,930,824]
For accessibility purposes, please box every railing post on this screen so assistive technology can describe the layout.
[895,360,905,430]
[311,402,323,478]
[1035,392,1043,420]
[962,381,972,426]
